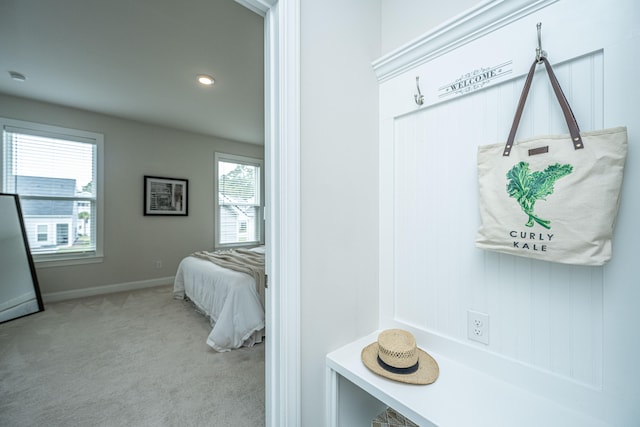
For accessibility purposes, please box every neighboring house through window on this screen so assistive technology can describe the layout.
[1,118,103,264]
[215,153,263,249]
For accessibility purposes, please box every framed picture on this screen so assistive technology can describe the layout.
[144,176,188,216]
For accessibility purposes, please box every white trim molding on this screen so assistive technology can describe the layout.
[42,277,174,303]
[234,0,275,17]
[373,0,558,82]
[265,1,301,426]
[237,0,302,426]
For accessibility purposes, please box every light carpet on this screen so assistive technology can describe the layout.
[0,285,265,426]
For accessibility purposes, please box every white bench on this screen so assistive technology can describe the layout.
[326,332,606,427]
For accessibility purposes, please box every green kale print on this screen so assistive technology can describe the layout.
[506,162,573,229]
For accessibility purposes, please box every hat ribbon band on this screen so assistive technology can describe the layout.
[377,356,419,375]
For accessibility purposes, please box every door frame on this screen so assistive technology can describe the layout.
[234,1,301,426]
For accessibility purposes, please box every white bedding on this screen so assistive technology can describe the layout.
[173,247,265,352]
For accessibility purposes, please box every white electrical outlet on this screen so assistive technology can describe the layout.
[467,310,489,345]
[155,260,162,269]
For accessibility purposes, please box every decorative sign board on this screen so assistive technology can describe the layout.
[438,61,512,99]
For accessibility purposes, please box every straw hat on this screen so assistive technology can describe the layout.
[361,329,439,385]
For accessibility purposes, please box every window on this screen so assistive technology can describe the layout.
[37,224,48,242]
[215,153,263,248]
[1,118,103,264]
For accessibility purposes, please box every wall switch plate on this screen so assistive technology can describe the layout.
[467,310,489,345]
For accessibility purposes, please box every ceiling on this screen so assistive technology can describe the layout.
[0,0,265,145]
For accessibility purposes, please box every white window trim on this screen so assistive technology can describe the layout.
[214,152,264,249]
[0,117,104,267]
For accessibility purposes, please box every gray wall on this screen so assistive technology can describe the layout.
[0,93,263,295]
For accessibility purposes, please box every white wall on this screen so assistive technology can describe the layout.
[381,0,481,54]
[0,93,263,296]
[299,0,381,425]
[297,2,491,425]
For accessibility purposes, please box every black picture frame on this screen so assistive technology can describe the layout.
[144,176,188,216]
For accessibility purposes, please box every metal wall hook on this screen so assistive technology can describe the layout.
[536,22,547,63]
[414,76,424,105]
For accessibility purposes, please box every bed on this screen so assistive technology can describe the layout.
[173,246,265,352]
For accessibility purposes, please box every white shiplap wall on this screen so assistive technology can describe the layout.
[393,53,604,387]
[377,0,639,423]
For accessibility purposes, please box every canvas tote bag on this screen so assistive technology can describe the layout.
[476,57,627,266]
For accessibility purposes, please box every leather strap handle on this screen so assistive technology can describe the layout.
[503,57,583,156]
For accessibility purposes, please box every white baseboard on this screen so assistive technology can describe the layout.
[42,277,175,303]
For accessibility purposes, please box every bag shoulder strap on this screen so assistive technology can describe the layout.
[503,57,583,156]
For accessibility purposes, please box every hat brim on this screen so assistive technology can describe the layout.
[361,342,439,385]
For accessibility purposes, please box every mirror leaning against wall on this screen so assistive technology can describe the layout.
[0,193,44,323]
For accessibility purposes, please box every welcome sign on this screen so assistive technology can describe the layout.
[439,61,512,99]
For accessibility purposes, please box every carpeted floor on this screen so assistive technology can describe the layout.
[0,285,265,427]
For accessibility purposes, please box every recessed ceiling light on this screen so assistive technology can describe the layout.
[197,74,215,86]
[9,71,27,82]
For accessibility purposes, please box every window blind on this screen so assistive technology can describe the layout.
[2,124,98,257]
